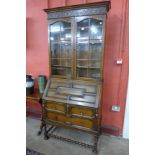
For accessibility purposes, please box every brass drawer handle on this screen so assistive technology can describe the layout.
[79,122,84,125]
[66,122,72,125]
[80,112,83,116]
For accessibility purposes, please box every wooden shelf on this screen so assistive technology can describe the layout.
[50,40,71,43]
[77,66,100,69]
[52,65,71,68]
[77,59,100,61]
[52,58,71,60]
[77,39,102,42]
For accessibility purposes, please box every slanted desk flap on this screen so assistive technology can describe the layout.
[56,87,85,97]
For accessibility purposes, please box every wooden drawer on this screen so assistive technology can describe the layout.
[46,102,65,113]
[70,106,94,118]
[47,112,94,129]
[47,112,58,121]
[47,112,66,122]
[70,117,94,129]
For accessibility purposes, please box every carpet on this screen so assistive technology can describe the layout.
[26,148,45,155]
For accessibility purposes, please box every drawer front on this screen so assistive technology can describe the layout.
[70,107,94,117]
[47,112,58,121]
[47,112,66,122]
[46,102,65,113]
[46,112,94,129]
[70,117,94,129]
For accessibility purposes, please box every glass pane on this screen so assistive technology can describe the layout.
[87,69,100,79]
[77,27,89,39]
[61,29,71,41]
[50,22,61,41]
[89,40,102,59]
[77,40,89,59]
[66,68,71,78]
[61,42,71,58]
[52,67,71,77]
[77,60,88,67]
[51,43,61,59]
[77,19,89,27]
[52,59,61,66]
[61,21,71,29]
[50,20,72,77]
[90,18,103,27]
[77,68,87,77]
[75,18,103,79]
[89,60,100,68]
[90,26,102,40]
[61,60,71,67]
[50,21,71,41]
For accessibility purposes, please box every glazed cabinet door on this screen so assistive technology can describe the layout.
[75,15,106,80]
[48,18,73,78]
[48,15,106,80]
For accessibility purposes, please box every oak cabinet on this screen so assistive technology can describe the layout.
[41,1,111,152]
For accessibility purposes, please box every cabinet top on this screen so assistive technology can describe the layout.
[44,1,111,19]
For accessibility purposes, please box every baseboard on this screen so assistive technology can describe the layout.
[101,125,120,136]
[26,111,41,119]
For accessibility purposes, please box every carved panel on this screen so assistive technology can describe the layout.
[47,6,107,19]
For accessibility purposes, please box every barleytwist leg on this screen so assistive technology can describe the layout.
[37,98,46,136]
[44,124,49,140]
[92,134,99,154]
[37,121,45,136]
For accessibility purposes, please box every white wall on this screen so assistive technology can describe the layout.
[123,90,129,139]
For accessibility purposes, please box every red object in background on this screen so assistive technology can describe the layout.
[26,101,42,118]
[26,0,128,136]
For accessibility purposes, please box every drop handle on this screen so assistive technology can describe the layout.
[79,122,84,125]
[66,122,72,125]
[80,112,83,116]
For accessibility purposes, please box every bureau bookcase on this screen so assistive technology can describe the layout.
[40,1,111,153]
